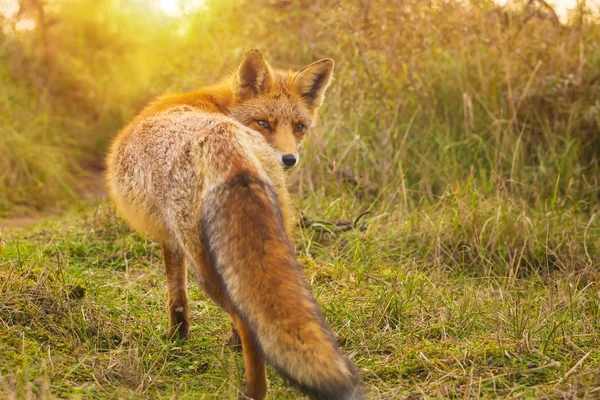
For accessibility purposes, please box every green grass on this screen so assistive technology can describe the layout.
[2,1,600,398]
[1,190,598,399]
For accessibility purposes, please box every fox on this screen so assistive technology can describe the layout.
[105,49,363,400]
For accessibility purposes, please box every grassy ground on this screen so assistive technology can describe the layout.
[1,187,599,399]
[2,1,600,398]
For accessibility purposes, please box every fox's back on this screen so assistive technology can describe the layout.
[106,106,287,240]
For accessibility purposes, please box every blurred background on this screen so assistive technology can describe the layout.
[0,0,599,219]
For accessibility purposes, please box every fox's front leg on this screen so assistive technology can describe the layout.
[162,240,189,340]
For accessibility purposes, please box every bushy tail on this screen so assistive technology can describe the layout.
[201,172,363,400]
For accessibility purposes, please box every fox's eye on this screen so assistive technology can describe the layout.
[257,120,271,130]
[295,123,305,133]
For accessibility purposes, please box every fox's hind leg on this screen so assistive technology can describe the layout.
[183,238,268,399]
[161,240,190,340]
[231,313,267,400]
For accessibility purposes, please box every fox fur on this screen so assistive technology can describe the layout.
[105,49,363,399]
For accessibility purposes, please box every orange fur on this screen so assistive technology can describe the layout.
[106,50,362,399]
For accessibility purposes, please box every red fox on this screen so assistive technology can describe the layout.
[105,50,363,399]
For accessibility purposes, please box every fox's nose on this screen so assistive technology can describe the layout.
[282,154,297,167]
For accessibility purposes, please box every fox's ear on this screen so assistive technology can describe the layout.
[233,49,273,99]
[293,58,334,108]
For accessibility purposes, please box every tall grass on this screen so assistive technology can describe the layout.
[283,1,600,208]
[2,0,599,215]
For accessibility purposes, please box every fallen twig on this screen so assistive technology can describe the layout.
[298,211,370,234]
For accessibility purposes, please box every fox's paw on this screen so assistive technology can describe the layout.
[164,324,190,342]
[238,385,267,400]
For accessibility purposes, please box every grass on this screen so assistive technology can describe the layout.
[3,0,600,216]
[1,187,598,399]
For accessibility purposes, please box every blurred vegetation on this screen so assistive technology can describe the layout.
[1,0,599,216]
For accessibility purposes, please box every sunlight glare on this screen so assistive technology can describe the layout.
[157,0,179,16]
[0,0,19,19]
[15,18,36,32]
[155,0,206,16]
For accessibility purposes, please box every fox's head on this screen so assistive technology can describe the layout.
[227,49,334,168]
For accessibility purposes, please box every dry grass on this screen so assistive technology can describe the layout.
[1,0,600,398]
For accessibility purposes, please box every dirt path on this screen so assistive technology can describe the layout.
[0,169,107,231]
